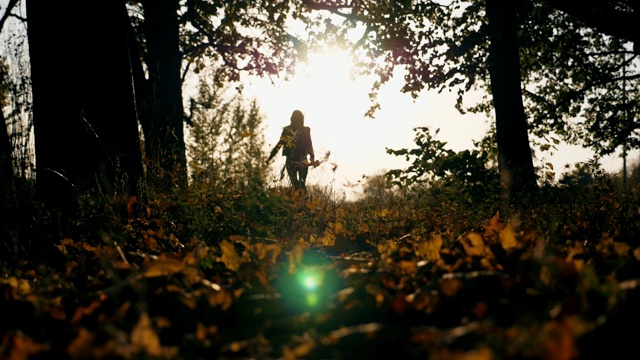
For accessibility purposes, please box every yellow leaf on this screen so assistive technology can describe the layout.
[141,258,184,278]
[398,260,416,274]
[0,276,31,297]
[320,228,336,247]
[459,232,485,257]
[417,234,442,261]
[218,240,243,272]
[131,313,178,358]
[483,212,504,237]
[499,223,518,251]
[56,238,76,255]
[377,240,398,262]
[283,341,315,360]
[130,313,160,354]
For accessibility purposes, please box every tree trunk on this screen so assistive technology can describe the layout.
[0,104,15,258]
[140,0,187,192]
[26,0,143,212]
[485,0,538,214]
[0,106,13,188]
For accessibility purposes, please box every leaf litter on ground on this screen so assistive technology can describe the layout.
[2,209,640,360]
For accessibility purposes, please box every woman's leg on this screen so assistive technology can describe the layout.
[299,166,309,190]
[286,162,301,189]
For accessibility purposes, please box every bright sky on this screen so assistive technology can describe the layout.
[242,49,631,200]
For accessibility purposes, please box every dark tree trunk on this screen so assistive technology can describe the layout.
[26,0,143,212]
[0,105,15,258]
[485,0,538,214]
[0,107,13,188]
[140,0,187,192]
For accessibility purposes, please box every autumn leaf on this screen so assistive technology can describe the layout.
[140,257,184,278]
[318,228,337,247]
[66,327,95,359]
[56,238,76,255]
[3,333,48,360]
[70,296,104,325]
[218,239,244,272]
[499,223,518,251]
[130,312,178,358]
[459,232,485,257]
[377,240,398,263]
[283,340,315,360]
[333,221,345,235]
[416,233,443,261]
[0,276,31,298]
[483,212,504,237]
[440,278,463,297]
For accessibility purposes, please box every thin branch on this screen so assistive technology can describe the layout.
[0,0,20,33]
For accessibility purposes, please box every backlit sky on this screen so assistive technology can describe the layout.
[242,50,630,200]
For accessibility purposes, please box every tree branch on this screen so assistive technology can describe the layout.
[546,0,638,50]
[0,0,20,33]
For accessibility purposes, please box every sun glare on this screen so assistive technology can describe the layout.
[248,47,491,199]
[293,50,358,111]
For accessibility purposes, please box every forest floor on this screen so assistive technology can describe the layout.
[2,196,640,360]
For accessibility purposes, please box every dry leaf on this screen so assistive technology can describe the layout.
[460,232,485,257]
[218,239,243,272]
[499,223,518,251]
[417,233,443,261]
[483,212,504,237]
[130,312,178,357]
[141,257,184,278]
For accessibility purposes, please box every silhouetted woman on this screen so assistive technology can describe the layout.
[267,110,315,191]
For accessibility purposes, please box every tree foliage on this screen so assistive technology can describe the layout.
[187,81,269,193]
[302,0,538,210]
[386,126,500,203]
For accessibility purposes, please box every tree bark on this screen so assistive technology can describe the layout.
[140,0,187,191]
[26,0,143,212]
[485,0,538,213]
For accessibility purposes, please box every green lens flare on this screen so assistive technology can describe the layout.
[303,275,318,290]
[297,269,323,292]
[277,254,340,312]
[306,293,319,307]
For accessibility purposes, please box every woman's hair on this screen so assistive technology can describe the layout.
[290,110,304,128]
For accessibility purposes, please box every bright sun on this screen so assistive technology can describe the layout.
[291,50,362,114]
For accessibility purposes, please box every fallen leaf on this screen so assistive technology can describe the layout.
[417,233,443,261]
[67,327,95,359]
[141,257,184,278]
[483,212,504,237]
[130,312,178,357]
[459,232,485,257]
[499,223,518,251]
[218,239,244,272]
